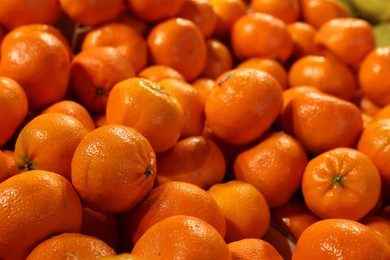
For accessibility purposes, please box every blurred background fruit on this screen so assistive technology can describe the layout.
[373,22,390,47]
[352,0,390,24]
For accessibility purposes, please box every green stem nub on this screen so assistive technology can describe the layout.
[24,158,33,171]
[332,175,344,186]
[96,87,104,95]
[144,166,153,178]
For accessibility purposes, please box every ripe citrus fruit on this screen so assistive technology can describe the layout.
[205,68,283,145]
[192,77,217,105]
[158,78,204,138]
[209,0,247,41]
[13,113,89,181]
[300,0,351,29]
[292,218,390,259]
[131,215,231,260]
[359,46,390,106]
[0,0,61,30]
[231,12,293,63]
[71,124,156,213]
[360,215,390,246]
[301,147,382,220]
[251,0,300,23]
[2,150,18,178]
[81,22,148,73]
[114,10,151,38]
[0,76,28,147]
[373,104,390,121]
[234,132,308,208]
[228,238,283,260]
[201,38,234,80]
[0,150,9,183]
[126,0,184,22]
[352,91,381,118]
[106,77,184,153]
[281,90,363,155]
[0,170,83,259]
[26,233,116,259]
[155,136,226,189]
[270,195,321,242]
[59,0,124,26]
[120,181,226,245]
[281,85,320,112]
[201,119,254,171]
[100,253,146,260]
[207,180,271,243]
[287,21,321,58]
[137,65,185,82]
[357,119,390,203]
[177,0,218,38]
[288,55,358,100]
[147,18,207,82]
[3,23,73,59]
[0,30,70,112]
[314,17,375,65]
[236,57,288,90]
[41,100,95,132]
[70,46,136,114]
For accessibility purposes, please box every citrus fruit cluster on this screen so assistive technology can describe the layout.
[1,0,390,259]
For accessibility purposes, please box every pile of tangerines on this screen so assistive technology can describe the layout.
[1,0,390,259]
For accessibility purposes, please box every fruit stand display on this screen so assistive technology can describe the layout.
[1,0,390,259]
